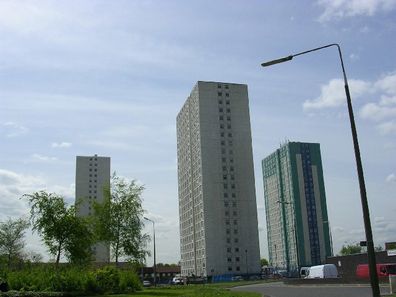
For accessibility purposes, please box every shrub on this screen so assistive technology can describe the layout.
[5,265,141,295]
[119,269,141,293]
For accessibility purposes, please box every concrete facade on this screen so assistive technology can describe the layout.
[176,81,261,277]
[75,154,110,262]
[262,142,332,275]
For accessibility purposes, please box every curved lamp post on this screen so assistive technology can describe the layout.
[261,43,379,297]
[144,217,157,287]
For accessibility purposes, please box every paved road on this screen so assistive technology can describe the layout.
[232,282,391,297]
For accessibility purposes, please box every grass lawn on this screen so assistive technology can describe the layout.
[107,283,261,297]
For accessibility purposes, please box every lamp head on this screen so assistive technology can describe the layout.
[261,55,293,67]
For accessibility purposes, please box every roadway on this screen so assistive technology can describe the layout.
[231,281,391,297]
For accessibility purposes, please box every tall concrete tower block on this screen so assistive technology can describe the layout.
[75,154,110,263]
[177,81,261,278]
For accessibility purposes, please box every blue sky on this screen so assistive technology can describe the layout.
[1,0,395,264]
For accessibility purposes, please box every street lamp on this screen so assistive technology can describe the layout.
[144,217,157,287]
[261,43,380,297]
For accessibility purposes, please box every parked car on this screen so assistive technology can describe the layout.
[172,277,183,285]
[143,280,151,287]
[306,264,338,279]
[231,275,243,281]
[356,263,396,280]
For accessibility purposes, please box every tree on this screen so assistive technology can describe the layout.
[24,191,94,267]
[260,258,269,267]
[94,173,149,264]
[339,243,363,256]
[0,218,29,268]
[374,245,383,252]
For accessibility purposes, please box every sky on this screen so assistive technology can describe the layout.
[0,0,396,265]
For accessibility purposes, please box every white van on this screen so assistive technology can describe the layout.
[306,264,338,279]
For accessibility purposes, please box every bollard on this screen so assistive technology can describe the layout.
[390,275,396,293]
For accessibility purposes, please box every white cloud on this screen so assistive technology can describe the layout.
[303,79,371,110]
[51,142,72,148]
[349,53,359,61]
[375,72,396,95]
[0,168,75,220]
[31,154,58,162]
[0,169,46,218]
[358,73,396,128]
[360,104,396,121]
[378,121,396,134]
[1,121,29,137]
[386,173,396,183]
[317,0,396,22]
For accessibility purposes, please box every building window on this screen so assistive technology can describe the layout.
[227,247,231,253]
[236,257,240,262]
[218,84,221,89]
[236,266,240,271]
[228,267,232,271]
[219,116,224,120]
[235,247,239,252]
[226,93,230,97]
[218,92,222,96]
[227,257,232,262]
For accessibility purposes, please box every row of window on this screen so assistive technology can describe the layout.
[217,84,229,89]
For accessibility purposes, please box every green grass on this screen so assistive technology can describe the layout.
[104,284,261,297]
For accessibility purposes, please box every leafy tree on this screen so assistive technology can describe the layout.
[94,173,149,264]
[374,245,383,252]
[24,191,94,266]
[339,243,363,255]
[260,258,269,267]
[0,218,29,268]
[23,250,43,263]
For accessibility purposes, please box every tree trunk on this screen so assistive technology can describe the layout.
[56,242,62,268]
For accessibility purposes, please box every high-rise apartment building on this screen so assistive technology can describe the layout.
[262,142,332,275]
[75,154,110,263]
[176,81,261,278]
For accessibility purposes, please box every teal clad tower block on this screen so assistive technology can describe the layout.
[262,142,332,275]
